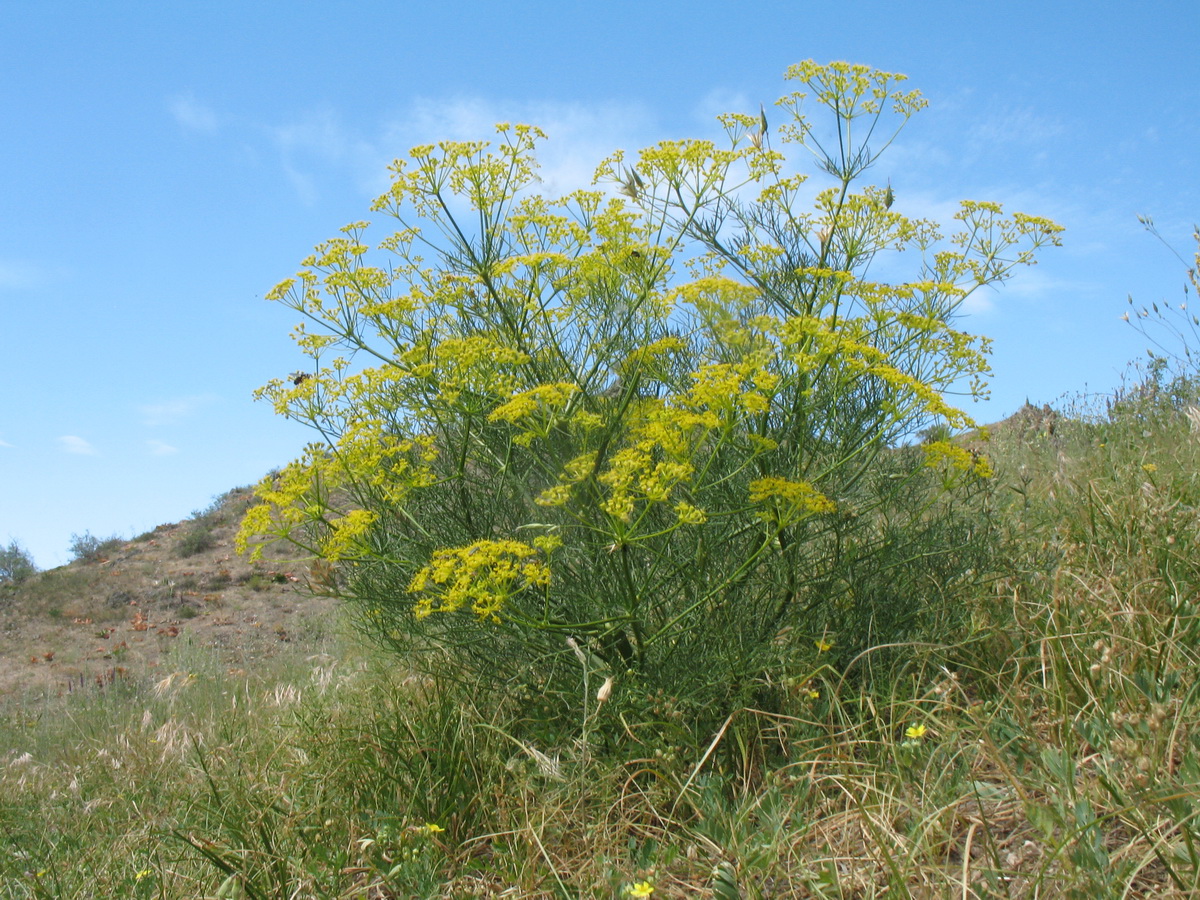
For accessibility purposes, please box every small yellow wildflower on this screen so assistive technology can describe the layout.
[905,723,927,740]
[536,484,573,507]
[674,501,707,525]
[625,881,655,898]
[814,638,834,653]
[135,869,153,883]
[532,534,562,553]
[422,823,445,834]
[1142,463,1158,474]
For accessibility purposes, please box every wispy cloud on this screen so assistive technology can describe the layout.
[967,104,1065,151]
[269,107,373,204]
[381,97,656,197]
[266,96,656,204]
[146,439,179,456]
[281,161,320,206]
[0,437,12,448]
[58,435,96,455]
[139,394,215,426]
[691,87,753,128]
[273,107,355,159]
[169,94,220,134]
[890,94,1067,189]
[0,260,44,291]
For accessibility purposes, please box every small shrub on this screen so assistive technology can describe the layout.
[68,531,124,563]
[188,486,255,532]
[176,525,215,558]
[106,590,135,609]
[0,540,38,585]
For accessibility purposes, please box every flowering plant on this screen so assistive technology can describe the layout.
[240,62,1059,727]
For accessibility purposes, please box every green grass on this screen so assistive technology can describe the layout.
[5,387,1200,898]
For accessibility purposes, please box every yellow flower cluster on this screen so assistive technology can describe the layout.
[748,476,836,524]
[322,509,378,561]
[235,427,437,560]
[374,125,546,221]
[781,313,978,432]
[236,445,336,559]
[407,539,551,621]
[674,501,707,525]
[667,275,761,314]
[922,440,993,480]
[535,451,598,507]
[599,448,694,521]
[488,382,580,445]
[686,357,778,419]
[535,484,573,508]
[781,60,926,124]
[237,503,277,560]
[433,335,529,405]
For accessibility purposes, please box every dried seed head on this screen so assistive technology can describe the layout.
[597,676,614,705]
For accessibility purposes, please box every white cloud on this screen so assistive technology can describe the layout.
[169,94,219,134]
[58,435,96,455]
[0,437,12,448]
[138,394,215,426]
[147,439,179,456]
[874,90,1070,205]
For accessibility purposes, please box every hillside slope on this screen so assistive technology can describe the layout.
[0,488,337,698]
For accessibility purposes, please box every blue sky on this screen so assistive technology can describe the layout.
[2,1,1197,568]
